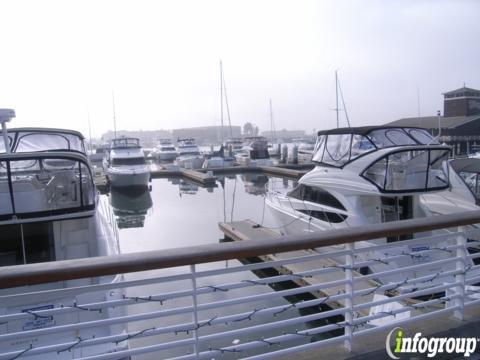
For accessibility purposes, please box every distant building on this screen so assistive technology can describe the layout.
[387,86,480,156]
[172,126,241,145]
[261,129,306,141]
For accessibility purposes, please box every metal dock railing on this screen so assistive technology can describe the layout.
[0,211,479,359]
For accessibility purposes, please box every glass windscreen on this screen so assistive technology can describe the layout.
[459,171,480,198]
[363,148,450,192]
[112,157,146,166]
[368,129,417,148]
[0,156,95,220]
[407,128,439,145]
[112,138,140,148]
[13,132,85,153]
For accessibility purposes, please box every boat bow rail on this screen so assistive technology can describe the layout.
[0,211,479,359]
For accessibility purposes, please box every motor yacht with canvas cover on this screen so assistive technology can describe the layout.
[267,126,480,292]
[0,109,127,358]
[105,137,150,187]
[234,136,274,166]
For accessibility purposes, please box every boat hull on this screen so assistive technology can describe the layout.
[107,169,150,187]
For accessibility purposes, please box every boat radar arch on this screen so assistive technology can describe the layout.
[0,109,15,154]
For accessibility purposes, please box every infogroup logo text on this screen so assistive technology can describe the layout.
[386,327,479,359]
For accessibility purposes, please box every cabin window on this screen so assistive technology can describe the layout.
[288,184,346,210]
[312,135,326,162]
[161,147,176,151]
[368,129,416,148]
[297,209,347,223]
[459,172,480,198]
[362,148,450,193]
[0,222,55,267]
[350,135,375,159]
[112,157,146,166]
[408,128,439,145]
[322,134,351,166]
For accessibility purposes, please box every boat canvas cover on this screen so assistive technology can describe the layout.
[1,130,85,154]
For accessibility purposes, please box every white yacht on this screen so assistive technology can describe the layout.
[105,137,150,188]
[0,109,127,358]
[235,136,274,166]
[174,138,204,169]
[267,126,479,290]
[151,138,177,162]
[225,138,244,156]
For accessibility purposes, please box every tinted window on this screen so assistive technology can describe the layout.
[288,184,345,210]
[112,157,146,166]
[297,209,347,223]
[0,222,55,266]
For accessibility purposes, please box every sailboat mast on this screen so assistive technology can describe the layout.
[269,99,276,142]
[335,70,339,129]
[220,60,224,145]
[112,91,117,139]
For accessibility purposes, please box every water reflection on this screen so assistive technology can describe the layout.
[111,175,312,359]
[241,174,269,195]
[109,186,153,228]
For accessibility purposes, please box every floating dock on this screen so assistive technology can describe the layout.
[149,163,314,184]
[219,219,418,316]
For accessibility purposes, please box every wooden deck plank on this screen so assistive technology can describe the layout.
[219,220,415,317]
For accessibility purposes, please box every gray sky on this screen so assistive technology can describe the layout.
[1,0,479,137]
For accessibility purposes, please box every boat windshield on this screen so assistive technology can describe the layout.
[161,146,176,151]
[362,148,450,193]
[112,157,146,166]
[312,127,440,167]
[1,131,85,154]
[0,154,95,221]
[111,138,140,149]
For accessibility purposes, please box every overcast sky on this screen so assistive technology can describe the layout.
[0,0,479,138]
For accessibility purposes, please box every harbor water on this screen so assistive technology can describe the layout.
[104,174,308,359]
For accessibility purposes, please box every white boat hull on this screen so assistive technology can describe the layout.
[175,155,205,169]
[107,168,150,187]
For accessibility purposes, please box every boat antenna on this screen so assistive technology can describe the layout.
[87,109,93,152]
[335,70,339,128]
[221,61,233,139]
[269,99,276,142]
[0,109,15,154]
[220,60,225,145]
[112,91,117,140]
[337,74,351,127]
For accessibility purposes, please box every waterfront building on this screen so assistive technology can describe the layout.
[387,86,480,156]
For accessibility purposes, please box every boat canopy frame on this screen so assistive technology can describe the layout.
[0,152,96,223]
[360,146,451,194]
[312,126,441,169]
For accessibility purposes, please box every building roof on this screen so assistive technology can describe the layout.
[443,86,480,96]
[386,115,480,130]
[316,125,425,136]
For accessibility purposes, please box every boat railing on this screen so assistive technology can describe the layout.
[0,211,479,359]
[0,152,96,223]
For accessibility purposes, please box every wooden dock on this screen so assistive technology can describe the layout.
[219,219,417,316]
[150,163,313,184]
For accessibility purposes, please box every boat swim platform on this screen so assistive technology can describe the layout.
[218,219,423,317]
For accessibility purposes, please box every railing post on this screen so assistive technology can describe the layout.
[190,264,200,356]
[453,234,467,320]
[344,242,354,351]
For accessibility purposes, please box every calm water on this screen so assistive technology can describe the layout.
[103,174,308,359]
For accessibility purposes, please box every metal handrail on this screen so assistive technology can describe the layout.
[1,210,480,288]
